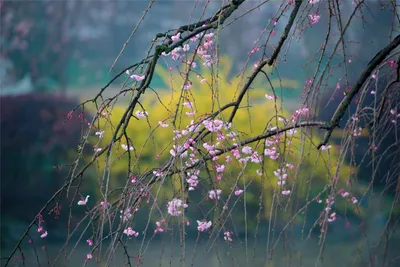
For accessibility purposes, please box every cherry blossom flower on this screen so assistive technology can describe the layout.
[320,145,331,151]
[250,152,261,163]
[327,212,337,223]
[121,144,134,151]
[87,254,93,260]
[183,83,192,90]
[265,94,275,100]
[183,101,193,108]
[309,0,320,4]
[209,189,222,200]
[94,148,102,153]
[78,195,90,206]
[287,129,297,136]
[224,231,233,242]
[351,197,358,204]
[187,177,199,190]
[120,209,133,222]
[123,227,139,237]
[183,43,190,52]
[158,121,169,128]
[282,190,291,195]
[86,239,93,246]
[216,164,225,173]
[353,127,362,137]
[130,74,146,82]
[167,198,188,216]
[341,191,350,197]
[186,111,196,116]
[286,163,295,170]
[154,220,166,233]
[135,110,148,118]
[242,146,253,154]
[197,220,212,232]
[309,13,321,25]
[40,231,48,238]
[201,78,207,83]
[171,32,181,41]
[234,188,244,196]
[203,119,224,132]
[95,131,104,138]
[274,168,287,180]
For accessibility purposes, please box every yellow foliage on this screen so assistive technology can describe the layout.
[88,56,360,221]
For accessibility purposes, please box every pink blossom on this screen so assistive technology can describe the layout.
[123,227,139,237]
[183,43,190,52]
[242,146,253,154]
[86,239,93,246]
[309,0,320,4]
[277,180,286,186]
[224,231,233,242]
[78,195,90,206]
[232,149,240,159]
[87,253,93,260]
[250,152,261,163]
[40,231,48,238]
[183,82,192,90]
[183,101,193,108]
[135,110,148,118]
[274,168,287,180]
[265,94,275,100]
[209,189,222,200]
[238,157,249,164]
[286,163,295,170]
[234,189,243,196]
[327,212,337,223]
[309,13,321,25]
[203,119,224,132]
[120,209,133,222]
[158,121,169,128]
[341,192,349,197]
[197,220,212,232]
[216,164,225,173]
[186,111,196,116]
[154,220,166,233]
[167,199,188,216]
[95,131,104,138]
[130,74,146,81]
[201,78,207,83]
[171,32,181,41]
[282,190,291,196]
[121,144,134,151]
[320,145,331,151]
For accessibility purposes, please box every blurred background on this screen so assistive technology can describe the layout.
[1,0,399,266]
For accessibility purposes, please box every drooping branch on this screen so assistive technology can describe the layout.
[228,0,303,123]
[318,34,400,149]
